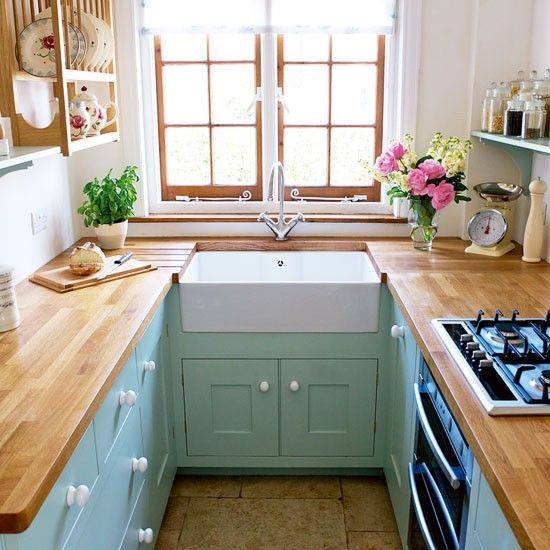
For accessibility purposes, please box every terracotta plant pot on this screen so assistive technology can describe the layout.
[94,220,128,250]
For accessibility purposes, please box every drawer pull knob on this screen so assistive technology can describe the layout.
[132,456,149,473]
[391,325,405,339]
[119,389,137,407]
[138,528,154,544]
[66,484,90,508]
[259,381,270,392]
[144,360,156,372]
[289,380,300,392]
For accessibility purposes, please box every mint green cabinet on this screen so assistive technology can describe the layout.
[384,302,419,548]
[280,359,378,457]
[183,360,279,456]
[465,461,519,550]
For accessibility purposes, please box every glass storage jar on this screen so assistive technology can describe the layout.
[533,68,550,136]
[521,99,547,139]
[481,82,497,131]
[509,70,525,97]
[519,70,538,93]
[504,99,525,136]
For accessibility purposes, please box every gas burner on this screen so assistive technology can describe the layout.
[488,330,523,346]
[530,369,550,392]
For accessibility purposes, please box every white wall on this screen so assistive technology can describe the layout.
[0,155,78,283]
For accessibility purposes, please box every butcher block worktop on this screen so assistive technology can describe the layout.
[0,237,549,549]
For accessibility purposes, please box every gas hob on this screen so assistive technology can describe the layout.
[432,310,550,415]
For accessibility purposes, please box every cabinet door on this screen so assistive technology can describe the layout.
[183,360,279,456]
[139,334,176,533]
[465,462,519,550]
[384,303,419,547]
[280,359,378,456]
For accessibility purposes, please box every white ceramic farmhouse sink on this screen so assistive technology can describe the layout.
[179,250,381,333]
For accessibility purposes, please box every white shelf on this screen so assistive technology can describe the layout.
[0,146,61,178]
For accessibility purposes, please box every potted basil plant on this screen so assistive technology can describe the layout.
[77,165,139,249]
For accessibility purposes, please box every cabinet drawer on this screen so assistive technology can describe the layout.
[281,359,378,456]
[10,424,99,550]
[94,351,139,468]
[136,303,165,389]
[74,407,145,550]
[119,483,150,550]
[183,359,279,456]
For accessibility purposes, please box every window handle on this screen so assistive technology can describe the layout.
[246,87,263,114]
[277,87,290,114]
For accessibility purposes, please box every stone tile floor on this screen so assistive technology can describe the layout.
[156,475,402,549]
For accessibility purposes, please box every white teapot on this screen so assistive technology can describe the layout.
[69,100,91,140]
[71,86,118,137]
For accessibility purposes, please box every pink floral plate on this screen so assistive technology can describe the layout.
[19,17,79,78]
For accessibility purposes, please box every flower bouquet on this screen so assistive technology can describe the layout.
[371,133,472,250]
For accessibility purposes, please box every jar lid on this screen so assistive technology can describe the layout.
[525,99,546,110]
[507,99,525,110]
[518,91,533,101]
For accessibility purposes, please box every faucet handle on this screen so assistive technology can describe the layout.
[258,212,268,222]
[296,213,305,222]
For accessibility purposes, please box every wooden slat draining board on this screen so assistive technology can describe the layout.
[29,257,156,292]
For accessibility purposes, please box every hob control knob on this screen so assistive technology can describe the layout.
[466,342,479,351]
[478,359,493,369]
[460,334,474,344]
[472,350,486,360]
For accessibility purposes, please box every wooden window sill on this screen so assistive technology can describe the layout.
[129,214,408,224]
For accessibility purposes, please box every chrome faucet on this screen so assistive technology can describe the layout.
[258,162,304,241]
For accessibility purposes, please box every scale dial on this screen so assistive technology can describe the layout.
[467,209,508,247]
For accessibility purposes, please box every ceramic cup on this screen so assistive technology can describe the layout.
[0,265,21,332]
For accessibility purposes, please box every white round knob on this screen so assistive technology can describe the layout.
[66,484,90,508]
[259,381,270,392]
[289,380,300,392]
[138,528,154,544]
[119,389,137,407]
[132,456,149,473]
[391,325,405,339]
[144,360,156,372]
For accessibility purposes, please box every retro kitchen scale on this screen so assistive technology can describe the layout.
[465,182,523,257]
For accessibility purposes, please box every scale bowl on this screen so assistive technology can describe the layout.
[473,182,523,202]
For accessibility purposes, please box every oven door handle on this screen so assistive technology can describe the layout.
[414,382,461,489]
[408,463,460,550]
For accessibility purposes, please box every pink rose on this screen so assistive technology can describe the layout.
[430,181,455,210]
[71,115,85,129]
[41,34,55,50]
[408,168,428,195]
[375,152,399,176]
[387,141,406,160]
[418,159,446,180]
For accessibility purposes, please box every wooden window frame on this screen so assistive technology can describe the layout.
[155,35,263,201]
[277,35,385,201]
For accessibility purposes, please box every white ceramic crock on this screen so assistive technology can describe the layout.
[0,265,21,332]
[94,220,128,250]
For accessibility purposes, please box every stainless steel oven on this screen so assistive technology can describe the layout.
[408,362,474,549]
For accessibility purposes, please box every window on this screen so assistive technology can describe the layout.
[155,34,262,200]
[153,33,385,203]
[278,34,385,201]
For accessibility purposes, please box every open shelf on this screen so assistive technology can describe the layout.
[471,131,550,191]
[69,132,119,153]
[0,146,61,178]
[15,70,116,83]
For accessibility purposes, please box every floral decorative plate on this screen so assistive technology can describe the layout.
[19,17,79,77]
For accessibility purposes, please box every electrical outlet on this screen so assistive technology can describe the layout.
[31,211,48,235]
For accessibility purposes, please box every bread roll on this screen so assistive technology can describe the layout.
[69,242,106,275]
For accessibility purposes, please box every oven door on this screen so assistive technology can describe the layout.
[408,383,466,549]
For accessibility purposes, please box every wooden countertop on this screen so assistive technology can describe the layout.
[0,237,549,549]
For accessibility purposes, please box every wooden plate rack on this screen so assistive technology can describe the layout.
[0,0,119,156]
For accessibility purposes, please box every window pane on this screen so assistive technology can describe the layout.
[165,127,210,185]
[284,65,329,124]
[332,35,378,62]
[284,128,328,186]
[212,127,256,185]
[160,34,207,61]
[163,65,209,124]
[211,64,256,124]
[331,65,377,125]
[283,34,329,61]
[330,128,374,186]
[209,34,255,61]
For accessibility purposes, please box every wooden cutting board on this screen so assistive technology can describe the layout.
[30,257,157,293]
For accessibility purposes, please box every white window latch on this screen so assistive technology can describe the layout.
[246,87,263,114]
[277,87,290,114]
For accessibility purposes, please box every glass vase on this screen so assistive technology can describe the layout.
[409,205,438,251]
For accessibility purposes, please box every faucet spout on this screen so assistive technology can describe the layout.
[259,162,304,241]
